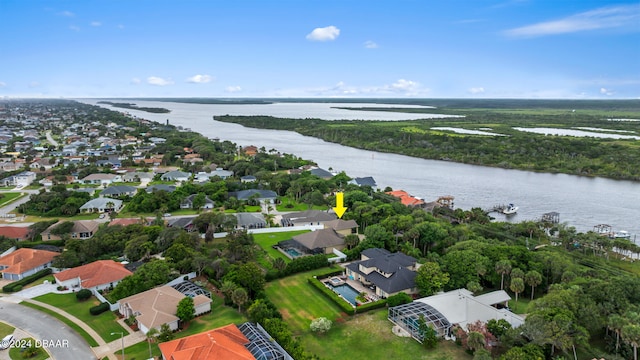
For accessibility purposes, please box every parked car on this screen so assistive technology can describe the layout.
[163,213,172,217]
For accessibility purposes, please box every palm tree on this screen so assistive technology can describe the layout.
[231,287,248,312]
[466,331,486,353]
[495,260,512,290]
[510,277,525,307]
[623,324,640,360]
[608,314,625,353]
[146,327,159,359]
[272,257,286,272]
[525,270,542,300]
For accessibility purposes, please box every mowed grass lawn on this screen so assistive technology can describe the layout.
[34,293,126,343]
[253,230,310,264]
[265,267,346,334]
[0,322,15,337]
[266,268,472,360]
[120,295,246,359]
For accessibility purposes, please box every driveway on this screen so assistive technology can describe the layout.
[13,283,57,299]
[0,297,96,360]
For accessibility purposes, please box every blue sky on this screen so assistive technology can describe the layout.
[1,0,639,98]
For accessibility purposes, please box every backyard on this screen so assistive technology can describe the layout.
[265,268,471,359]
[253,229,310,265]
[32,293,126,343]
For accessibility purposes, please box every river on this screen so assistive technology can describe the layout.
[81,99,640,238]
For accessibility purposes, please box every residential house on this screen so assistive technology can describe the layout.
[323,219,358,236]
[386,190,425,207]
[119,285,211,334]
[79,198,123,213]
[41,220,101,241]
[180,194,215,209]
[308,168,333,179]
[122,171,153,183]
[229,189,277,203]
[146,184,176,193]
[388,289,524,341]
[348,176,377,189]
[195,169,233,182]
[54,260,132,293]
[101,185,137,198]
[288,228,346,255]
[0,226,30,241]
[167,217,196,232]
[79,173,122,187]
[30,157,58,170]
[158,323,293,360]
[39,175,75,187]
[0,248,58,280]
[240,175,257,183]
[0,171,37,187]
[234,213,266,230]
[161,170,191,182]
[280,210,337,227]
[242,145,258,156]
[345,248,418,299]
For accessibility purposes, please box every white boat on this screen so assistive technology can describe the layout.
[613,230,631,239]
[503,203,518,215]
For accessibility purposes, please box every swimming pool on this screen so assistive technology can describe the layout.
[330,284,360,306]
[284,248,302,258]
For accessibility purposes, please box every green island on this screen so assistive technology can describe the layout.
[96,101,171,113]
[214,99,640,181]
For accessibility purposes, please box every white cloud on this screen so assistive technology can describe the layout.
[306,26,340,41]
[147,76,174,86]
[391,79,419,92]
[226,86,242,93]
[187,74,213,84]
[69,25,80,31]
[600,87,614,96]
[0,82,6,87]
[364,40,378,49]
[29,81,40,88]
[59,10,75,17]
[469,87,486,94]
[505,4,640,37]
[90,21,102,27]
[131,78,141,84]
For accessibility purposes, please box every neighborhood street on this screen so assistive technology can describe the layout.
[0,297,97,360]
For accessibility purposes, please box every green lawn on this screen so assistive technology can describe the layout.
[23,275,56,289]
[0,322,15,337]
[276,196,326,212]
[8,337,49,360]
[253,230,310,264]
[19,301,99,347]
[0,192,24,206]
[301,310,472,360]
[33,293,126,343]
[119,295,246,360]
[265,266,347,334]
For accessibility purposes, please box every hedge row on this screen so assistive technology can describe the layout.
[267,254,332,281]
[89,302,110,315]
[2,268,52,293]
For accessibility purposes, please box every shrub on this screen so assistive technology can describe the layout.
[386,292,413,307]
[89,302,110,315]
[283,255,329,276]
[76,288,92,301]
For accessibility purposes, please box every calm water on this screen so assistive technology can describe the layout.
[82,99,640,237]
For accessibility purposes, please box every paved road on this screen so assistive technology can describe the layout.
[0,298,96,360]
[45,131,59,147]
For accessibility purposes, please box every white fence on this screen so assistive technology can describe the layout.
[213,224,323,238]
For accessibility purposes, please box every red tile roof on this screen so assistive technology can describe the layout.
[386,190,425,206]
[159,324,255,360]
[54,260,132,288]
[0,248,58,275]
[0,226,30,240]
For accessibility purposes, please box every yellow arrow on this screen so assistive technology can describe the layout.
[333,192,347,219]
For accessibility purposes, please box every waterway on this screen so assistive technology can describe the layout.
[81,99,640,237]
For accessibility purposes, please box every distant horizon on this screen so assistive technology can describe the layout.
[3,96,640,101]
[2,1,638,99]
